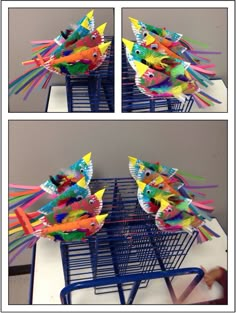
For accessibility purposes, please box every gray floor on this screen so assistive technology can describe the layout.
[9,274,30,304]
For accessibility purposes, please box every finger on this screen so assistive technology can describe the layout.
[200,265,207,274]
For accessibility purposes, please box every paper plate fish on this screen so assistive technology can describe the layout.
[136,179,214,217]
[52,13,96,57]
[122,38,217,86]
[53,22,107,58]
[129,18,221,72]
[129,156,217,217]
[129,17,183,43]
[128,156,191,181]
[31,10,95,58]
[129,16,216,50]
[9,210,108,264]
[9,10,111,100]
[9,152,93,211]
[123,39,221,107]
[9,41,111,100]
[136,180,219,243]
[154,199,220,243]
[133,60,201,100]
[123,17,222,108]
[9,182,107,264]
[9,188,105,234]
[44,188,105,224]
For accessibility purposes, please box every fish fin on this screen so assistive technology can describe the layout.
[197,224,220,243]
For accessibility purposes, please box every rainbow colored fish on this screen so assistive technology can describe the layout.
[9,186,107,264]
[9,10,111,100]
[123,17,222,108]
[128,156,219,243]
[9,152,93,211]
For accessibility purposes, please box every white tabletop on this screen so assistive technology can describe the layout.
[190,79,227,113]
[46,86,68,113]
[32,218,227,305]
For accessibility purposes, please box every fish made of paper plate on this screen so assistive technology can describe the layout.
[9,152,93,210]
[54,23,107,58]
[122,40,221,106]
[45,188,105,224]
[129,17,183,43]
[155,199,219,243]
[9,42,111,99]
[128,156,178,181]
[133,60,200,100]
[31,10,95,58]
[9,188,105,236]
[136,180,214,220]
[53,14,96,56]
[38,176,91,215]
[136,165,184,194]
[24,41,111,74]
[10,176,91,219]
[138,31,187,60]
[134,30,217,69]
[122,39,216,88]
[136,179,191,214]
[9,212,108,264]
[129,17,222,69]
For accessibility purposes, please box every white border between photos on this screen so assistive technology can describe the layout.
[2,1,234,312]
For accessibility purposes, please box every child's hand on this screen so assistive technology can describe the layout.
[200,266,224,289]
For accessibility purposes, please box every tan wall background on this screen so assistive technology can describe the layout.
[9,8,114,112]
[9,120,227,265]
[122,8,227,85]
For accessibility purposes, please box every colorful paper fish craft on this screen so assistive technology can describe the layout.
[122,39,221,107]
[31,10,95,58]
[9,184,108,264]
[128,156,220,243]
[9,152,93,211]
[9,10,111,99]
[122,17,222,108]
[137,181,219,243]
[129,17,221,64]
[128,155,205,186]
[128,155,218,213]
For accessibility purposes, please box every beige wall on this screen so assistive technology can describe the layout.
[122,8,227,85]
[9,8,114,112]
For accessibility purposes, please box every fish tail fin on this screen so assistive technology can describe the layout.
[9,187,45,210]
[196,224,220,243]
[187,67,213,87]
[193,91,221,108]
[31,40,58,57]
[191,200,214,212]
[190,64,216,76]
[181,36,209,49]
[9,234,38,265]
[9,66,48,99]
[183,51,211,64]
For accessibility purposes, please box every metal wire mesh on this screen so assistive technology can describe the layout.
[60,178,198,296]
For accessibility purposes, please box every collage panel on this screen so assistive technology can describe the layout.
[8,120,227,305]
[3,1,234,311]
[122,8,227,113]
[9,8,114,113]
